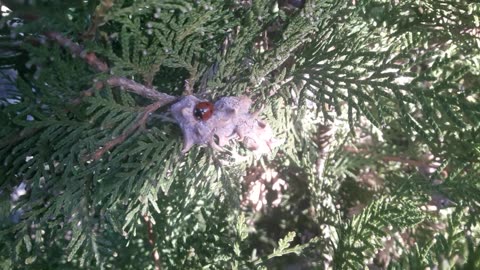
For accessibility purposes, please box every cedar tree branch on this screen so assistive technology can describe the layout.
[88,100,164,161]
[46,32,178,103]
[107,76,177,104]
[45,31,109,72]
[46,32,179,161]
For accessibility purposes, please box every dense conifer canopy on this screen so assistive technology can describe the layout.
[0,0,479,269]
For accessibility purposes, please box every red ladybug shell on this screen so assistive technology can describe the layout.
[194,101,214,121]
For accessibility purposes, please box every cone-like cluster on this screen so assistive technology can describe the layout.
[171,95,279,154]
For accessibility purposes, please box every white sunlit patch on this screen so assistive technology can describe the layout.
[6,98,20,104]
[25,156,34,162]
[381,67,399,74]
[393,76,414,85]
[10,182,27,202]
[1,5,12,16]
[242,167,288,212]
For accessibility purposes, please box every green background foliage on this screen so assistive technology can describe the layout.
[0,0,479,269]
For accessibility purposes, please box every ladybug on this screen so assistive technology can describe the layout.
[194,101,214,121]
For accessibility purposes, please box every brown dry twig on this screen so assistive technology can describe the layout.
[45,32,109,72]
[71,81,105,105]
[87,100,164,161]
[46,32,177,103]
[315,124,336,180]
[107,76,177,104]
[82,0,114,40]
[143,214,162,270]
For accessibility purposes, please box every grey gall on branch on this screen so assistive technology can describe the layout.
[171,95,281,154]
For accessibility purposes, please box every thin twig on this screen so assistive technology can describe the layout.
[315,125,336,180]
[82,0,114,40]
[143,214,162,270]
[143,63,161,88]
[87,101,164,161]
[107,76,177,104]
[71,81,104,104]
[45,32,109,72]
[46,32,178,103]
[46,32,179,161]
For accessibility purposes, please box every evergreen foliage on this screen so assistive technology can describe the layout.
[0,0,479,269]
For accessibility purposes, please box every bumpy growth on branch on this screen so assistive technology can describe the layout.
[171,95,280,154]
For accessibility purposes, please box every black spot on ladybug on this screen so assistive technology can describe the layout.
[194,101,214,121]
